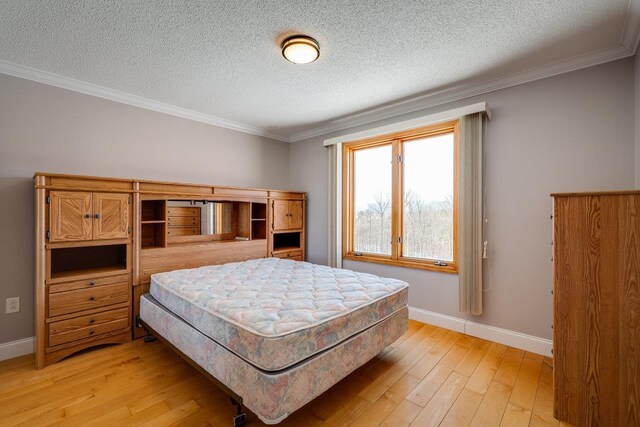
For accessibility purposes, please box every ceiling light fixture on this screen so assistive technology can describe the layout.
[281,35,320,64]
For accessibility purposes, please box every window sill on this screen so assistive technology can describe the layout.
[343,254,458,274]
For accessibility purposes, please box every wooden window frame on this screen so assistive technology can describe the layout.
[342,120,459,274]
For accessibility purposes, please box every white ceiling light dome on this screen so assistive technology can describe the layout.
[281,35,320,64]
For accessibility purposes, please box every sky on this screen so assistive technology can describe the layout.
[354,133,454,211]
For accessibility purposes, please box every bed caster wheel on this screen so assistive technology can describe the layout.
[233,413,247,427]
[143,335,156,343]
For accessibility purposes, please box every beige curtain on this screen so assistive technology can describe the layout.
[459,113,484,315]
[327,144,342,268]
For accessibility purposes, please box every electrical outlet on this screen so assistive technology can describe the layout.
[6,297,19,314]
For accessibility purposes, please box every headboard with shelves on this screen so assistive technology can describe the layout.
[34,172,306,366]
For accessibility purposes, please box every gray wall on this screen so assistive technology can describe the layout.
[289,58,635,340]
[0,73,290,344]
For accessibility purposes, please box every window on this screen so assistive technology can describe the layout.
[342,120,458,273]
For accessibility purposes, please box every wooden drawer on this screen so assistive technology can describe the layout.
[168,216,198,226]
[273,250,303,259]
[48,282,129,317]
[48,274,130,294]
[167,207,199,217]
[167,227,198,236]
[48,307,129,347]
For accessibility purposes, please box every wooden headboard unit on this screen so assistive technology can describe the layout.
[34,173,306,367]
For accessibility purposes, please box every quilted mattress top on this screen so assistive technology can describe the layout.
[149,257,409,370]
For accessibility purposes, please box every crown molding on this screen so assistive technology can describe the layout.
[289,44,635,142]
[622,0,640,53]
[0,61,290,142]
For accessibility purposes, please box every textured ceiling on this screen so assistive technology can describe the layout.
[0,1,638,141]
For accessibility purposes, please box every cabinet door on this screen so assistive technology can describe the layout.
[288,201,303,229]
[92,193,130,240]
[49,191,92,242]
[272,200,290,231]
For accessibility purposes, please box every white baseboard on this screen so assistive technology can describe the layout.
[408,307,466,333]
[408,307,552,357]
[0,337,34,362]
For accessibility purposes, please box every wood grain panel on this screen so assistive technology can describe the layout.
[48,176,133,191]
[48,282,129,317]
[167,216,198,226]
[273,250,303,259]
[93,193,130,240]
[618,195,640,426]
[272,200,290,231]
[166,227,198,237]
[48,273,130,293]
[139,240,267,284]
[49,191,92,242]
[214,187,267,199]
[34,184,47,369]
[597,196,620,426]
[289,201,304,230]
[554,196,586,424]
[44,330,130,366]
[167,207,199,217]
[138,182,213,195]
[268,191,305,200]
[48,307,129,346]
[237,202,251,239]
[554,193,640,425]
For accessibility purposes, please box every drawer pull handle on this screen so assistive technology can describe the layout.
[89,318,95,324]
[89,296,96,301]
[89,329,95,335]
[89,281,96,286]
[94,214,101,219]
[84,214,91,218]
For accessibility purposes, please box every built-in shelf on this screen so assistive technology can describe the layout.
[251,202,266,220]
[49,265,128,283]
[142,200,166,221]
[139,200,273,246]
[141,200,167,249]
[142,222,166,248]
[273,232,301,252]
[49,244,128,283]
[251,219,266,240]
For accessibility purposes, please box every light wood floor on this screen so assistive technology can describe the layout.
[0,320,568,427]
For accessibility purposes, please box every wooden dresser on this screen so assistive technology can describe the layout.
[552,191,640,426]
[35,173,306,367]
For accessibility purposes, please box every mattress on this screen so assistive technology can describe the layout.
[140,294,408,424]
[150,257,409,371]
